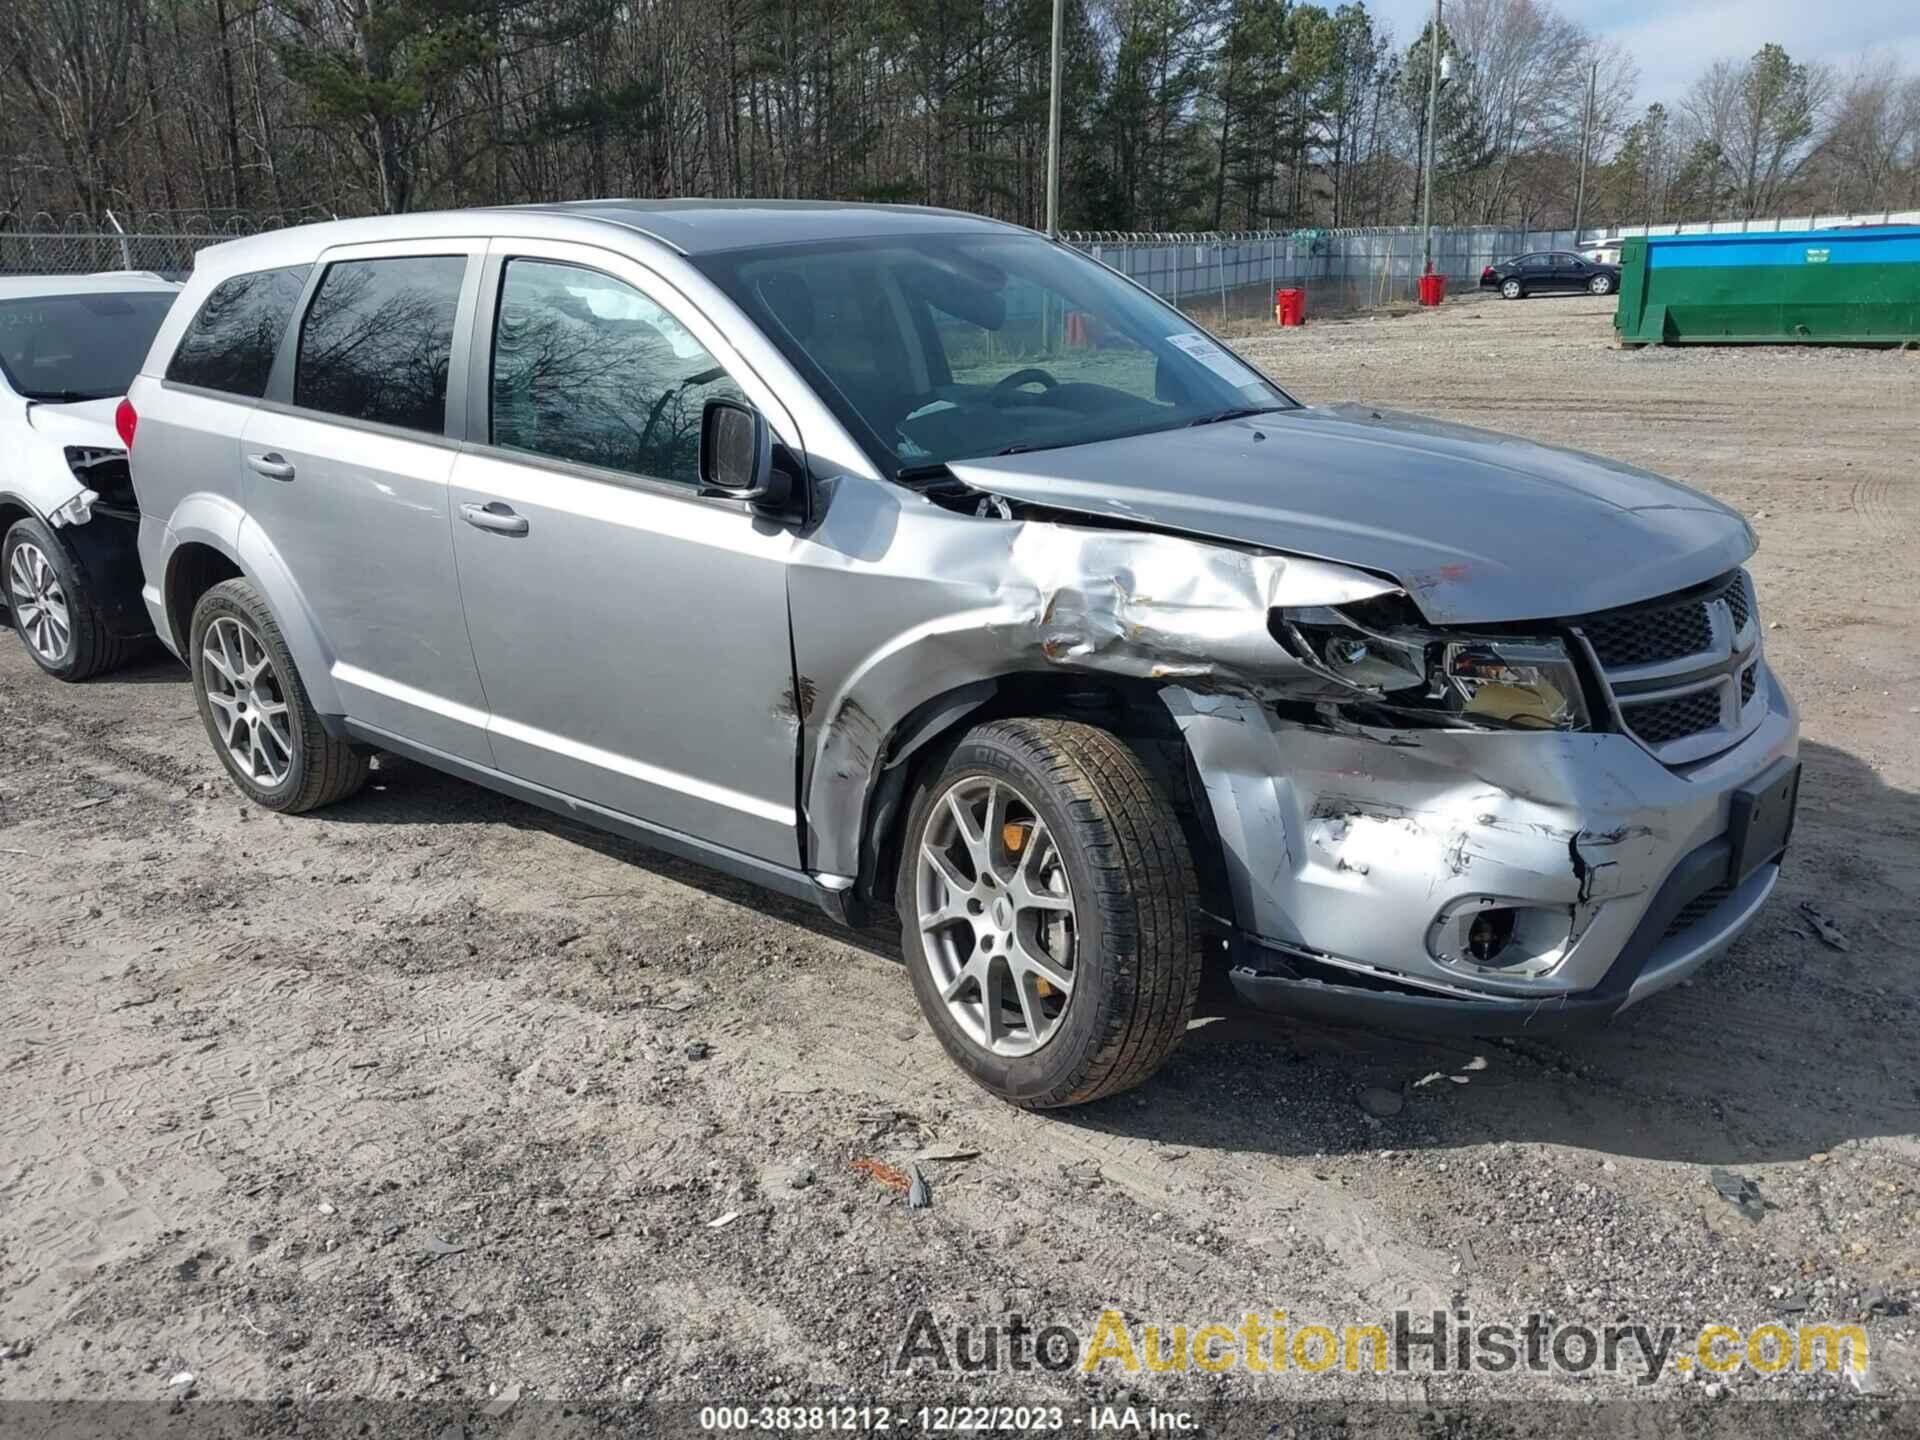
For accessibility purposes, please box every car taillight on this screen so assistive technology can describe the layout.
[115,397,138,450]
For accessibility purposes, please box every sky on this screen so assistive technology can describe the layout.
[1367,0,1920,106]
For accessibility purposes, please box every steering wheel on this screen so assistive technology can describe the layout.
[989,367,1061,403]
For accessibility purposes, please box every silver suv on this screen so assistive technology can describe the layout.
[127,202,1799,1108]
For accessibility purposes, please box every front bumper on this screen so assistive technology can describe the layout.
[1164,668,1799,1036]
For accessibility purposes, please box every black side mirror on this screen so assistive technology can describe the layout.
[699,397,790,508]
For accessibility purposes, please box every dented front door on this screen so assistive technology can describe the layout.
[448,238,804,867]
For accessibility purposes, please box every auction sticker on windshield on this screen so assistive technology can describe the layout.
[1165,331,1261,387]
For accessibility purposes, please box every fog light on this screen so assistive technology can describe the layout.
[1427,898,1576,978]
[1467,908,1516,963]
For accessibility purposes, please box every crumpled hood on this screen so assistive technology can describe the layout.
[948,403,1756,626]
[24,396,123,452]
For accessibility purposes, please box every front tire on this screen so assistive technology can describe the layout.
[898,718,1201,1109]
[1501,278,1524,300]
[189,578,368,813]
[3,517,134,681]
[1589,273,1614,296]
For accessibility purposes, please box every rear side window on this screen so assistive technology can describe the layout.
[165,266,309,397]
[294,256,465,434]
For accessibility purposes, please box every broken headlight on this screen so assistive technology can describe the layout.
[1278,608,1590,731]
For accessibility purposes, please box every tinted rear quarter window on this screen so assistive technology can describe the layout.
[295,256,465,434]
[166,266,310,397]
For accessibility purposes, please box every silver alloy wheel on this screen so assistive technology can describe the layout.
[916,775,1077,1058]
[7,540,71,664]
[1589,274,1612,295]
[201,615,295,786]
[1502,279,1522,299]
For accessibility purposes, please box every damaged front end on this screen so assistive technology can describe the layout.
[793,468,1796,1036]
[50,446,141,528]
[3,409,151,641]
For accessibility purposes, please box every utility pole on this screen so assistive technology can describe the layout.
[1419,0,1442,275]
[1045,0,1065,236]
[1573,56,1598,237]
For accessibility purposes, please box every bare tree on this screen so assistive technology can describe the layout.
[1,0,139,219]
[1684,43,1832,219]
[1811,52,1920,212]
[4,0,1914,236]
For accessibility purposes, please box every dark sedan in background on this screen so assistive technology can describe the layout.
[1480,251,1619,299]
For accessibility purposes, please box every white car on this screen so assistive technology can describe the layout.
[0,273,180,679]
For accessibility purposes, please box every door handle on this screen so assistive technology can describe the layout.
[460,501,529,536]
[247,452,296,481]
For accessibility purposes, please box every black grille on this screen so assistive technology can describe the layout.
[1580,572,1750,668]
[1740,663,1757,706]
[1583,597,1714,667]
[1663,883,1733,939]
[1623,689,1722,745]
[1726,573,1752,630]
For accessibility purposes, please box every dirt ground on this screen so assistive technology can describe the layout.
[2,294,1917,1429]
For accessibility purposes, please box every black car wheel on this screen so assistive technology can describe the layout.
[3,516,135,681]
[1501,278,1523,300]
[1589,273,1614,296]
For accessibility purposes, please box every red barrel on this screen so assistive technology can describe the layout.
[1418,272,1447,306]
[1275,288,1306,327]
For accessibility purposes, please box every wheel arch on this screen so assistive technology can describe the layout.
[159,506,345,715]
[0,491,47,536]
[841,672,1232,931]
[162,541,244,654]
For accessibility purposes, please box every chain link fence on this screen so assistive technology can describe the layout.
[1065,209,1920,328]
[0,207,336,281]
[0,230,217,279]
[1064,229,1518,326]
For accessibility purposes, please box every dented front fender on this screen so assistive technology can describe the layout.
[789,473,1399,880]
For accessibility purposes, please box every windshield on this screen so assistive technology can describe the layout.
[697,233,1294,476]
[0,291,176,402]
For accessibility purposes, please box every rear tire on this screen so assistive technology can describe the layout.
[3,516,135,681]
[1589,273,1614,296]
[189,578,368,813]
[1501,278,1524,300]
[897,718,1201,1109]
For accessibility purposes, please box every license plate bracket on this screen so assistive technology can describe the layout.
[1727,757,1799,886]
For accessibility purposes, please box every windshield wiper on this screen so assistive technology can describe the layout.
[1187,405,1285,427]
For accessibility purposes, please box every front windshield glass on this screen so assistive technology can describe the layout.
[697,233,1294,475]
[0,291,176,402]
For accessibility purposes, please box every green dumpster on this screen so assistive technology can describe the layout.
[1614,226,1920,346]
